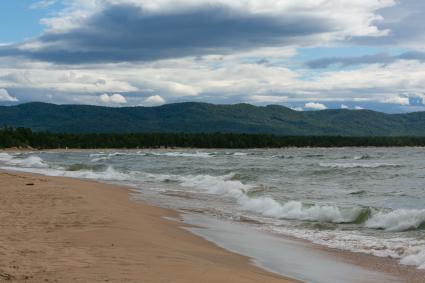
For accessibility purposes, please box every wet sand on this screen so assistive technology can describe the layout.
[182,214,402,283]
[0,171,296,283]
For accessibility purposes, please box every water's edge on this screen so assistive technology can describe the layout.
[0,166,417,283]
[180,213,400,283]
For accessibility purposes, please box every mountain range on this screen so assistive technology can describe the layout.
[1,102,425,136]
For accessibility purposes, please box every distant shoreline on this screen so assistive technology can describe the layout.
[4,146,425,152]
[3,128,425,149]
[3,102,425,137]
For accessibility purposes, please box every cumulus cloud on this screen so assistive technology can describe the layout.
[0,89,18,102]
[341,104,349,109]
[2,55,425,108]
[143,95,165,106]
[99,93,127,104]
[0,0,395,64]
[304,102,327,110]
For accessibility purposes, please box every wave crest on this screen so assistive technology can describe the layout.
[0,153,48,168]
[366,209,425,232]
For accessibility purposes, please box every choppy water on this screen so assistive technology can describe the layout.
[1,148,425,270]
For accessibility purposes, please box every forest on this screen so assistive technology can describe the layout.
[2,127,425,149]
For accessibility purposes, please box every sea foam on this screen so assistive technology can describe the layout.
[365,209,425,232]
[0,153,48,168]
[176,173,359,223]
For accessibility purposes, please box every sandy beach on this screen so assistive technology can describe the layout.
[0,170,296,283]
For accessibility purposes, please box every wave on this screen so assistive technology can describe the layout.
[0,153,132,182]
[66,163,106,172]
[365,209,425,232]
[92,151,213,159]
[149,152,212,158]
[90,152,145,162]
[319,162,400,169]
[353,154,372,160]
[174,173,362,223]
[2,165,133,182]
[90,156,110,162]
[2,153,421,233]
[0,153,48,168]
[2,152,425,269]
[128,169,425,269]
[232,152,248,156]
[271,155,294,159]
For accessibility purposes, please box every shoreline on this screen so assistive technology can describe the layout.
[4,145,425,153]
[0,170,296,283]
[0,160,423,282]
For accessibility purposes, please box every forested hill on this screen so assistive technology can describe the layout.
[1,102,425,136]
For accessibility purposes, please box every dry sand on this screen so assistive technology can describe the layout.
[0,171,296,283]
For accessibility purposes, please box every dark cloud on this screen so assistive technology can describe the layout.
[0,3,333,64]
[307,51,425,68]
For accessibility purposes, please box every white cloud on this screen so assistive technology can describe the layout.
[355,106,364,110]
[0,89,18,102]
[99,93,127,104]
[1,55,425,108]
[382,95,410,105]
[341,104,349,109]
[165,82,200,96]
[143,95,166,106]
[304,102,327,110]
[0,67,138,93]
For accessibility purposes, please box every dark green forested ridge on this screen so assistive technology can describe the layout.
[1,102,425,136]
[2,127,425,149]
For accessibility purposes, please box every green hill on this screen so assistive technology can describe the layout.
[0,102,424,136]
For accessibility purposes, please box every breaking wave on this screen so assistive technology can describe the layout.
[365,209,425,232]
[0,153,48,168]
[173,173,362,223]
[2,151,425,269]
[353,154,372,160]
[149,152,212,158]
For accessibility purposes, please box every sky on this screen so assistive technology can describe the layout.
[0,0,425,112]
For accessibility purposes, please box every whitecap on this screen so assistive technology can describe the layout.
[366,209,425,232]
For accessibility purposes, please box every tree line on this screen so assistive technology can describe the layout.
[2,127,425,149]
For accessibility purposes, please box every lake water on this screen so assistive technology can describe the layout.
[1,148,424,271]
